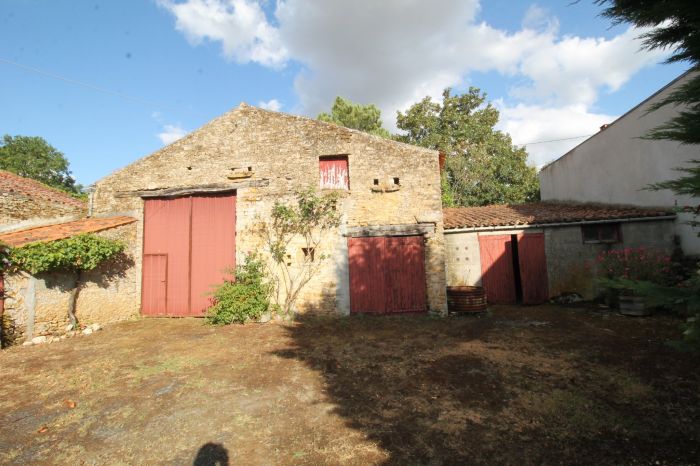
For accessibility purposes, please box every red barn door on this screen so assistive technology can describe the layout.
[478,235,516,304]
[142,194,236,316]
[517,233,549,304]
[348,236,426,313]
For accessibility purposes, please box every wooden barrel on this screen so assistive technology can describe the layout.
[446,286,487,313]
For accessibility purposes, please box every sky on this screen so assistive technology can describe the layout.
[0,0,689,186]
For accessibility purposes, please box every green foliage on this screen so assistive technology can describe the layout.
[0,134,81,194]
[318,97,391,138]
[595,247,679,286]
[206,254,272,325]
[8,234,125,275]
[396,88,540,206]
[597,1,700,219]
[257,189,341,316]
[600,270,700,353]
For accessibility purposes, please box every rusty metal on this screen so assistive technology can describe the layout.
[446,286,487,313]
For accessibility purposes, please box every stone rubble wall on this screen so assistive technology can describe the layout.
[1,223,140,346]
[91,104,447,316]
[0,191,85,228]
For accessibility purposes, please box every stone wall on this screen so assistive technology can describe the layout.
[444,219,675,300]
[91,104,447,316]
[0,190,85,228]
[1,223,140,346]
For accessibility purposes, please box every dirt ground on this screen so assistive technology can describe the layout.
[0,305,698,465]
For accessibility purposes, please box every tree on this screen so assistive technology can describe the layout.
[318,97,391,138]
[597,0,700,351]
[596,1,700,191]
[255,189,341,316]
[0,135,81,194]
[396,87,540,207]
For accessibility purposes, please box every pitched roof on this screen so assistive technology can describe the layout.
[443,202,674,230]
[0,170,85,209]
[0,216,136,247]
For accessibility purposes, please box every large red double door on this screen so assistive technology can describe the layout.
[348,235,427,313]
[478,233,549,305]
[141,194,236,316]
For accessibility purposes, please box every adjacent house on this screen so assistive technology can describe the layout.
[1,103,446,345]
[444,203,675,303]
[0,170,85,230]
[539,71,700,255]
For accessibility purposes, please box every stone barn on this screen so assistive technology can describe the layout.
[443,203,676,303]
[0,103,446,345]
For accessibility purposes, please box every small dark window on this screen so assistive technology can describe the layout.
[302,247,315,262]
[393,177,400,185]
[373,178,379,185]
[582,223,621,244]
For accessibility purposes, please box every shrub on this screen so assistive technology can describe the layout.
[206,254,271,325]
[595,247,678,286]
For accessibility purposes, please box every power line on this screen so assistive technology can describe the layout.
[516,134,594,146]
[0,57,180,111]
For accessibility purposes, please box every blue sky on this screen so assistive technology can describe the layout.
[0,0,688,185]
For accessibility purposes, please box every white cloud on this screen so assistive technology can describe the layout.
[157,0,287,67]
[160,0,671,165]
[157,124,188,145]
[258,98,282,111]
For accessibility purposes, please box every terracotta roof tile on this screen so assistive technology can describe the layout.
[443,202,674,230]
[0,170,85,209]
[0,216,136,247]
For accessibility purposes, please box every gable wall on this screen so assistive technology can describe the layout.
[91,105,446,316]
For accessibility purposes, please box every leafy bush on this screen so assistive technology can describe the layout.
[8,234,125,275]
[206,254,271,325]
[595,247,678,286]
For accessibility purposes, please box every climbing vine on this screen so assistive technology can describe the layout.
[7,234,124,275]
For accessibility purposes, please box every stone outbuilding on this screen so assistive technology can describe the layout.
[443,202,676,303]
[0,170,86,230]
[1,103,447,345]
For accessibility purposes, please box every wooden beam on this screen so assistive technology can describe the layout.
[115,179,270,198]
[345,223,435,238]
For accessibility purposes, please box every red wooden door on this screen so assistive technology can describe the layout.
[142,254,167,316]
[319,156,349,190]
[190,195,237,315]
[478,234,516,304]
[143,197,192,315]
[517,233,549,304]
[348,237,386,313]
[142,194,236,316]
[348,236,426,313]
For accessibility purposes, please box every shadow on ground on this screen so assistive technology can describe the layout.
[273,307,700,465]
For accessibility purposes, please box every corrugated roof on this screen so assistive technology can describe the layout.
[0,216,136,247]
[0,170,86,209]
[443,202,673,230]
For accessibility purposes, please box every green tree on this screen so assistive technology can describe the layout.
[318,97,391,138]
[597,0,700,351]
[396,87,539,207]
[0,135,81,193]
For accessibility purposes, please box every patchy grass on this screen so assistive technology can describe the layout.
[0,305,698,465]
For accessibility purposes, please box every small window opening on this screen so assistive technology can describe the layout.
[582,223,621,244]
[248,166,253,171]
[393,177,400,185]
[302,247,316,262]
[187,166,192,170]
[373,179,379,185]
[319,155,349,190]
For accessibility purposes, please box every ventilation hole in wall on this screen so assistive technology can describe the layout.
[248,166,253,171]
[373,179,379,185]
[187,166,192,170]
[393,177,400,185]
